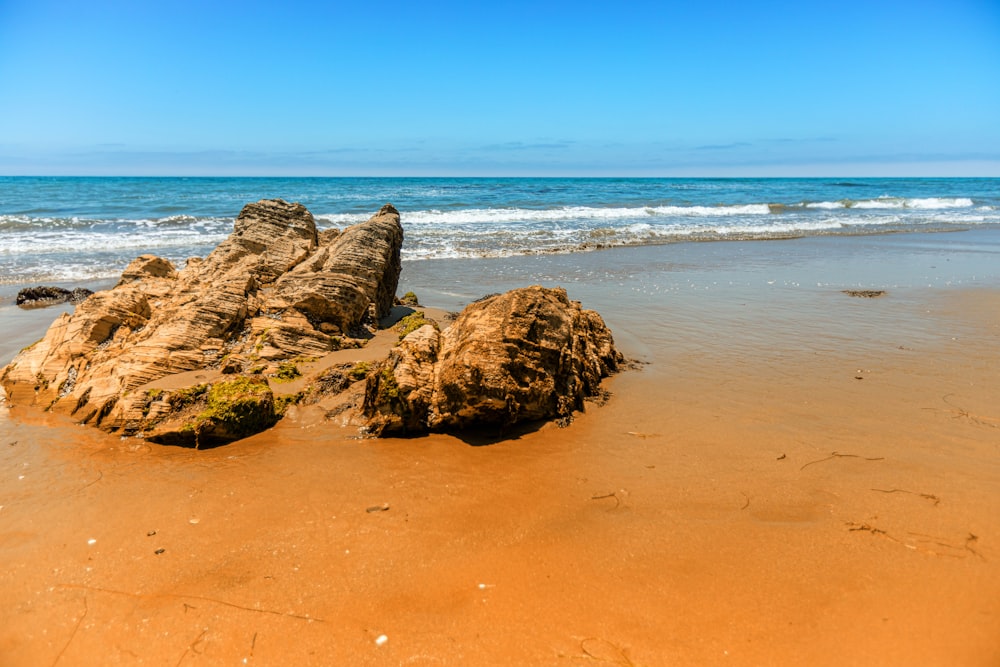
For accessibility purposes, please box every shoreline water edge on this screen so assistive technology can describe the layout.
[1,184,998,665]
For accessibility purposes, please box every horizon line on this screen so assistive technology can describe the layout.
[4,173,1000,179]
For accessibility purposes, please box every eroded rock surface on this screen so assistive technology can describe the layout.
[364,286,622,435]
[1,200,403,440]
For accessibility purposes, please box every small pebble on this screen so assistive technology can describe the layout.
[147,530,157,537]
[154,548,165,555]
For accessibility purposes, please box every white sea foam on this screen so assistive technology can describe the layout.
[0,230,228,256]
[132,215,231,229]
[804,197,974,211]
[835,214,903,227]
[621,219,844,238]
[851,197,974,210]
[399,218,867,261]
[927,214,989,224]
[906,197,974,209]
[317,203,774,228]
[311,198,985,233]
[804,201,847,209]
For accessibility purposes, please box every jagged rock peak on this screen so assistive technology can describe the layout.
[205,198,320,284]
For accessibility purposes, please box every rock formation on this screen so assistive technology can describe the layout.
[363,286,622,435]
[1,200,403,441]
[2,200,622,446]
[16,286,94,308]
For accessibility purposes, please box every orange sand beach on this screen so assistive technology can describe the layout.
[1,231,999,666]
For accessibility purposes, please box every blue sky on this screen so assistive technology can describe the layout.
[1,0,998,176]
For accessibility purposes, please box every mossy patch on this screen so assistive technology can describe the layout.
[395,311,439,341]
[349,361,372,381]
[169,384,209,408]
[193,377,278,440]
[141,388,163,418]
[362,363,415,435]
[274,392,303,416]
[272,361,301,382]
[311,366,353,396]
[377,367,401,401]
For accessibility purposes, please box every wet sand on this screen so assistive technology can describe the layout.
[2,231,999,665]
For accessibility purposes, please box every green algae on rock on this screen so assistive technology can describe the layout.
[145,377,278,448]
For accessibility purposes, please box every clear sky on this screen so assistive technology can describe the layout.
[1,0,998,176]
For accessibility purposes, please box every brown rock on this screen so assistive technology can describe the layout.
[365,324,442,434]
[267,204,403,335]
[220,355,245,375]
[15,286,95,308]
[144,377,279,448]
[1,201,404,439]
[364,286,622,435]
[207,199,318,283]
[117,255,178,285]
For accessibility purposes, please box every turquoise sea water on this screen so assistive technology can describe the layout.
[0,177,998,286]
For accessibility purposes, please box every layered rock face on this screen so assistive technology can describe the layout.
[364,286,622,435]
[1,200,403,436]
[264,204,402,352]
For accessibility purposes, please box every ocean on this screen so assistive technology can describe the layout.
[1,176,998,289]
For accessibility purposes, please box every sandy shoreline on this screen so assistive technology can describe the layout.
[2,231,999,665]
